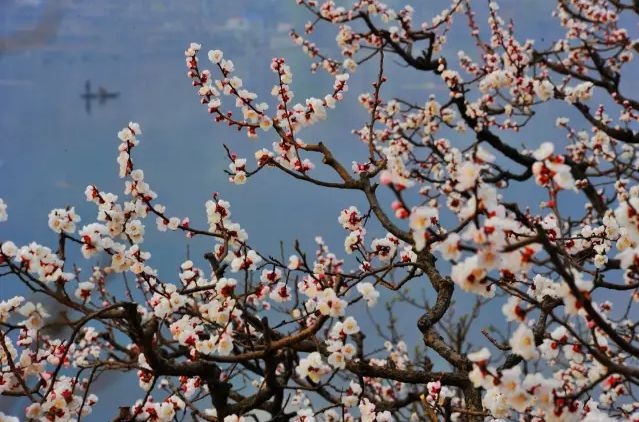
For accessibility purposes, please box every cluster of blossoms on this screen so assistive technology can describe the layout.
[47,208,81,234]
[532,142,576,192]
[467,346,622,421]
[2,241,73,284]
[0,294,100,420]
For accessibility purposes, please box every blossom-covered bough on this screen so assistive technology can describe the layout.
[2,0,639,420]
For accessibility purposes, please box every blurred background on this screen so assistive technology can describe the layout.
[0,0,574,418]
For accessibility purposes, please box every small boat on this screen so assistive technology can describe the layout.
[81,80,120,113]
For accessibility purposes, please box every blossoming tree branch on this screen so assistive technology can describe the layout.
[1,0,639,420]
